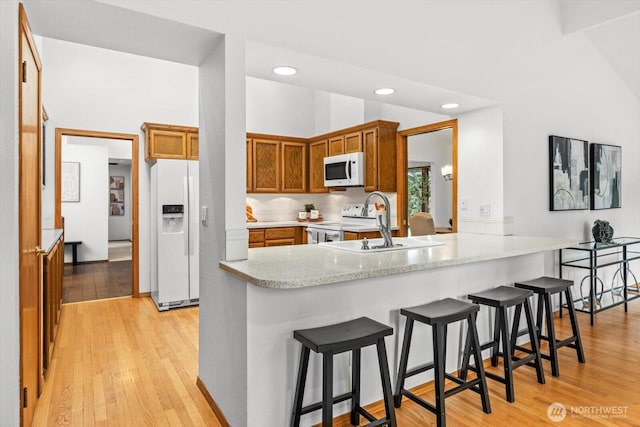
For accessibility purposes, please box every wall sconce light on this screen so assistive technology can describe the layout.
[441,164,453,181]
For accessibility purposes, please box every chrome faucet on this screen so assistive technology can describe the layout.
[363,191,394,248]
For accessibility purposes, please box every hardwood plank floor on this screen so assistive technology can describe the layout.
[32,297,220,427]
[34,296,640,426]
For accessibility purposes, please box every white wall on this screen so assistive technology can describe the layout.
[246,77,315,136]
[0,1,20,423]
[62,136,109,262]
[41,37,198,291]
[109,163,132,241]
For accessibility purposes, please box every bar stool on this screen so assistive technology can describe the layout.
[515,277,586,377]
[460,286,545,403]
[290,316,396,427]
[393,298,491,427]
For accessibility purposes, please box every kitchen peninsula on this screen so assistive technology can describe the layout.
[217,233,575,426]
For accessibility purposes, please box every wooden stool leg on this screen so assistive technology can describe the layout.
[509,302,523,359]
[498,306,515,402]
[523,298,545,384]
[350,349,361,425]
[394,318,414,408]
[322,352,334,426]
[290,346,310,427]
[543,294,560,377]
[432,323,447,427]
[459,321,473,381]
[490,307,501,366]
[469,312,491,414]
[376,338,397,427]
[565,288,586,363]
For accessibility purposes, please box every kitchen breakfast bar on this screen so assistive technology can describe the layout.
[218,233,576,426]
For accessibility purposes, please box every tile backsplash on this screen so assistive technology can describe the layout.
[247,188,397,223]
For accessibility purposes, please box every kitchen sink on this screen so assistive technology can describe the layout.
[318,237,445,253]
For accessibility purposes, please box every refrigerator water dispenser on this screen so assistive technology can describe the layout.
[162,204,184,233]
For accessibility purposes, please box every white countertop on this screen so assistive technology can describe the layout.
[219,233,577,289]
[41,228,64,253]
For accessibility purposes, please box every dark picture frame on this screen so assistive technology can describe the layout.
[590,143,621,210]
[549,135,589,211]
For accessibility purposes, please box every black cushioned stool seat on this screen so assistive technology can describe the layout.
[291,317,396,427]
[515,277,585,377]
[460,286,545,403]
[393,298,491,427]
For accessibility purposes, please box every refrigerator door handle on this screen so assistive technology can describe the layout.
[183,176,189,256]
[188,175,195,256]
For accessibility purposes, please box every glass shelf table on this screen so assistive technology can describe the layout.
[559,237,640,325]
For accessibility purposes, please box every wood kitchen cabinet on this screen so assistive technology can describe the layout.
[248,226,304,247]
[363,123,399,192]
[252,139,281,192]
[248,134,308,193]
[42,234,63,377]
[281,141,307,193]
[309,140,329,193]
[328,135,345,156]
[187,132,199,160]
[343,230,399,240]
[246,138,253,192]
[142,122,199,161]
[344,131,363,153]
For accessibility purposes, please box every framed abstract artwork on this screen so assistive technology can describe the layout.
[61,161,80,202]
[549,135,589,211]
[590,143,621,210]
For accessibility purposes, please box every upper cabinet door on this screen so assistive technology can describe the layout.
[328,135,345,156]
[309,140,329,193]
[253,139,281,192]
[246,138,253,193]
[344,131,363,153]
[281,141,307,193]
[186,132,199,160]
[363,128,378,192]
[149,129,187,159]
[142,122,198,161]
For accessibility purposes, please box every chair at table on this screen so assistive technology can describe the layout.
[409,212,435,236]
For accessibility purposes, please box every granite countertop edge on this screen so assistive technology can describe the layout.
[219,235,577,290]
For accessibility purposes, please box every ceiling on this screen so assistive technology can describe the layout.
[22,0,640,115]
[561,0,640,100]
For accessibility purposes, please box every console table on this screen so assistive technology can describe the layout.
[559,237,640,325]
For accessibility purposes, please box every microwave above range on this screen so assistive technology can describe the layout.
[323,152,364,187]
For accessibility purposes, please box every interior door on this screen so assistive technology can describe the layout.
[18,4,43,425]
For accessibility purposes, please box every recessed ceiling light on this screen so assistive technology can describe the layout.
[272,66,297,76]
[374,88,395,95]
[441,103,460,109]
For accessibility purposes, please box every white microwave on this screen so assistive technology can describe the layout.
[323,152,365,187]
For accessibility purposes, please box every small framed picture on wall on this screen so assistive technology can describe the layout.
[110,175,125,216]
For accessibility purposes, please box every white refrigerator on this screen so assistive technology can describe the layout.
[150,159,199,311]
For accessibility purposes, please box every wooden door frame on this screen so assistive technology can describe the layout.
[396,119,458,236]
[54,128,140,297]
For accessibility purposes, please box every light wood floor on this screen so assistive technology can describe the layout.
[33,296,640,426]
[32,297,220,427]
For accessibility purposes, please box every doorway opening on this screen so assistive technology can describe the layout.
[54,128,140,301]
[397,119,458,236]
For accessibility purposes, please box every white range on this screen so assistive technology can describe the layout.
[305,203,384,243]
